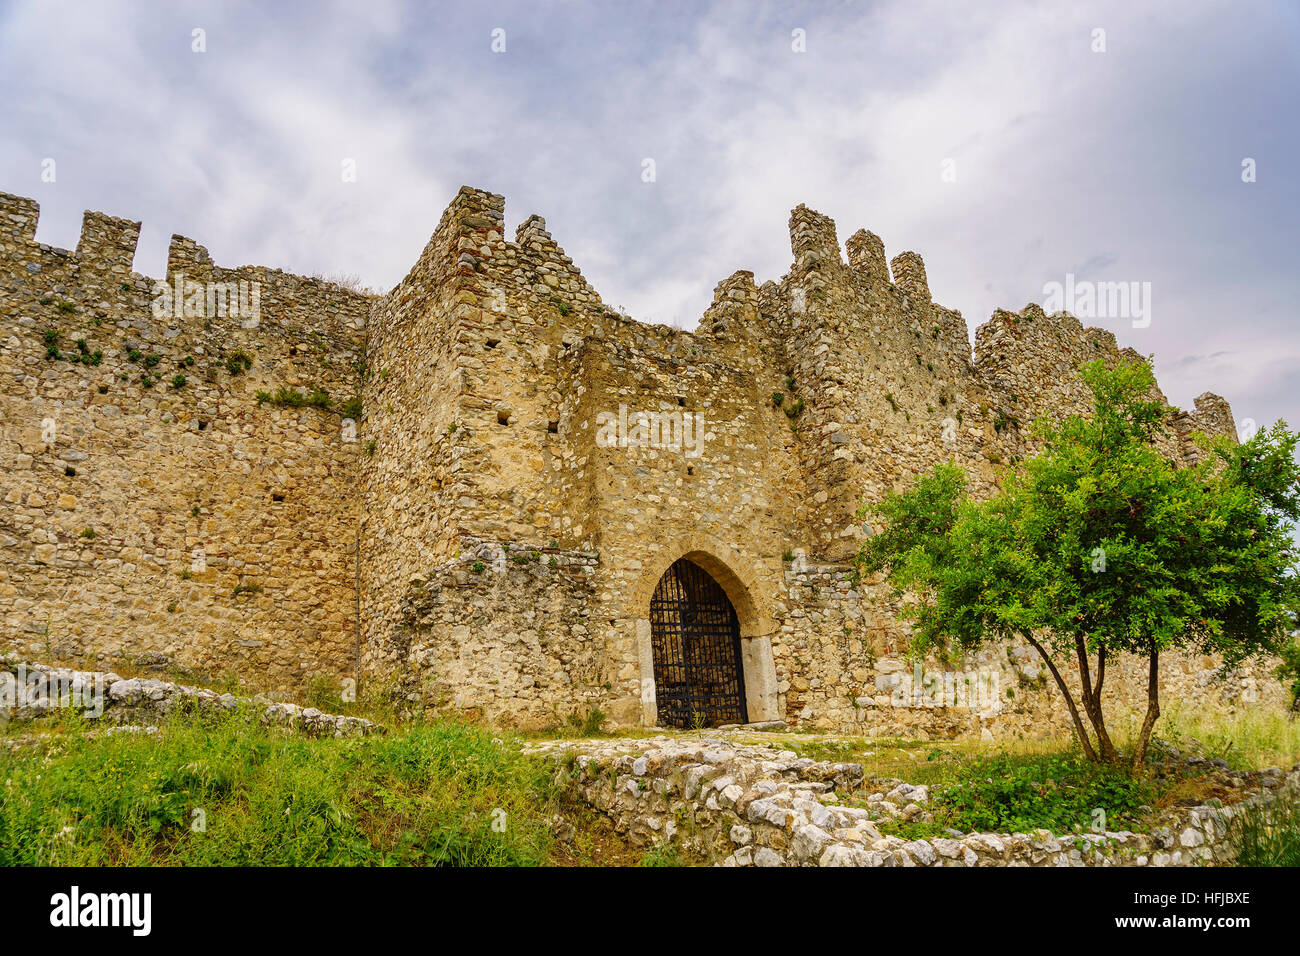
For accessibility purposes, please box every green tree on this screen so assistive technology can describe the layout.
[855,358,1300,769]
[1275,627,1300,715]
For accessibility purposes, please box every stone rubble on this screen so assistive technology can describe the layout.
[0,658,379,738]
[534,735,1300,867]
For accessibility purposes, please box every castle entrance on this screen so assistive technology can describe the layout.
[648,558,748,728]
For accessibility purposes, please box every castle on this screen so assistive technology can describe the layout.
[0,185,1284,735]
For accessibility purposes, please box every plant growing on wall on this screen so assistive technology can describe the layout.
[854,358,1300,769]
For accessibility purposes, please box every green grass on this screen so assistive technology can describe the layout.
[0,714,563,866]
[1116,700,1300,772]
[1227,795,1300,866]
[792,733,1253,835]
[638,842,683,867]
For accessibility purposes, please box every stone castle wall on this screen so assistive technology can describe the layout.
[0,184,1285,734]
[0,191,372,685]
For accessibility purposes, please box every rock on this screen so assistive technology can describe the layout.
[886,783,929,804]
[819,844,882,867]
[904,839,937,865]
[791,824,835,862]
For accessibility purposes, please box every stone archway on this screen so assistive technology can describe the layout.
[632,537,780,727]
[648,558,748,727]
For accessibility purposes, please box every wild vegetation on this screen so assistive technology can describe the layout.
[854,358,1300,769]
[0,713,563,866]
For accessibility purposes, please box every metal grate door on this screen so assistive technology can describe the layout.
[648,558,747,728]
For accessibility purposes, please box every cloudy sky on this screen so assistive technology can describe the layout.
[2,0,1296,433]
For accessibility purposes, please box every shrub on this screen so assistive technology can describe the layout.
[935,752,1154,834]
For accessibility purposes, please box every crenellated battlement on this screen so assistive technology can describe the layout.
[1,182,1251,732]
[0,190,374,350]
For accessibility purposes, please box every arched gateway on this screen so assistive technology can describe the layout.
[648,558,748,727]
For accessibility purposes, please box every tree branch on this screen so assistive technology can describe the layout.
[1027,634,1097,762]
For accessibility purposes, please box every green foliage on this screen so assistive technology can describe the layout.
[65,339,103,365]
[1227,795,1300,866]
[855,358,1300,762]
[0,716,560,866]
[339,396,363,419]
[224,350,253,375]
[638,842,683,867]
[256,386,332,410]
[306,674,346,712]
[934,752,1153,833]
[567,708,607,737]
[1274,634,1300,713]
[771,391,784,407]
[171,375,187,389]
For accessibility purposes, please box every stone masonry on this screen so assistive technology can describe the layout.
[0,185,1287,734]
[534,735,1300,867]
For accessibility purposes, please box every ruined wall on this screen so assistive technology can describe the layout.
[0,191,371,686]
[542,736,1300,868]
[1,184,1280,736]
[361,186,1272,734]
[754,202,1265,732]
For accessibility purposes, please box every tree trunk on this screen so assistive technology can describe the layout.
[1131,643,1161,772]
[1074,638,1120,762]
[1026,634,1098,762]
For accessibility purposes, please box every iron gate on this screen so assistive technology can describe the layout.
[648,558,748,728]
